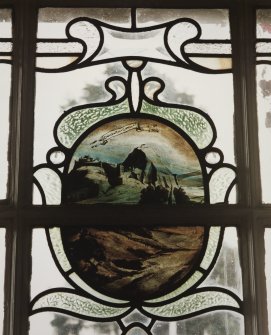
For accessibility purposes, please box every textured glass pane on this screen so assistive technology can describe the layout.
[37,8,131,69]
[185,43,231,55]
[0,9,12,38]
[34,63,127,168]
[143,291,239,317]
[137,9,230,39]
[257,10,271,202]
[0,64,11,199]
[57,101,129,149]
[257,63,271,202]
[200,227,243,298]
[0,10,12,199]
[257,10,271,39]
[0,229,5,335]
[38,8,131,37]
[33,168,61,205]
[141,102,213,150]
[29,312,121,335]
[122,310,150,327]
[142,64,235,166]
[34,9,236,205]
[31,226,243,333]
[265,229,271,334]
[152,311,244,335]
[31,229,73,300]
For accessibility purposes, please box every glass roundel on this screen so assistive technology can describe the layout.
[63,117,205,205]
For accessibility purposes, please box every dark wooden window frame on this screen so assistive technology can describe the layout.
[0,0,270,334]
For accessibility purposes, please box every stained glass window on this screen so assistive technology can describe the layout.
[30,227,243,334]
[0,3,269,335]
[0,9,12,199]
[33,8,236,206]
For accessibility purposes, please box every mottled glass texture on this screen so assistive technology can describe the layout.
[257,10,271,203]
[0,229,6,335]
[0,10,12,199]
[33,9,236,204]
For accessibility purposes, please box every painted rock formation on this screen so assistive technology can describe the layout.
[61,226,205,301]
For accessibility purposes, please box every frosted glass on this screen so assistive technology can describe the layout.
[34,8,236,205]
[142,63,235,166]
[257,10,271,39]
[29,312,121,335]
[137,9,230,39]
[0,10,12,199]
[0,10,12,38]
[256,10,271,203]
[152,311,244,335]
[200,227,243,298]
[256,41,271,201]
[0,64,11,199]
[31,229,73,300]
[34,63,127,168]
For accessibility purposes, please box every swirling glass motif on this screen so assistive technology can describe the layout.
[30,8,241,335]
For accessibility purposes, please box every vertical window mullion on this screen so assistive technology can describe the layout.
[253,218,269,335]
[11,1,37,335]
[230,1,262,335]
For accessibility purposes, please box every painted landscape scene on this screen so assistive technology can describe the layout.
[64,118,204,205]
[62,226,205,300]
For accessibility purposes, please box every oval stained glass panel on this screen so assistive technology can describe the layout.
[63,118,205,205]
[61,226,206,301]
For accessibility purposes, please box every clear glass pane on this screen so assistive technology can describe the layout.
[265,228,271,334]
[200,227,243,298]
[0,9,12,199]
[33,9,236,205]
[34,63,127,168]
[136,9,230,39]
[0,229,6,335]
[257,10,271,203]
[31,229,72,299]
[152,311,244,335]
[29,312,121,335]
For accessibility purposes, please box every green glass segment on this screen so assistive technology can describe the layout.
[34,168,61,205]
[143,291,240,318]
[57,100,130,148]
[200,227,221,271]
[49,228,72,272]
[32,291,130,318]
[141,101,213,149]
